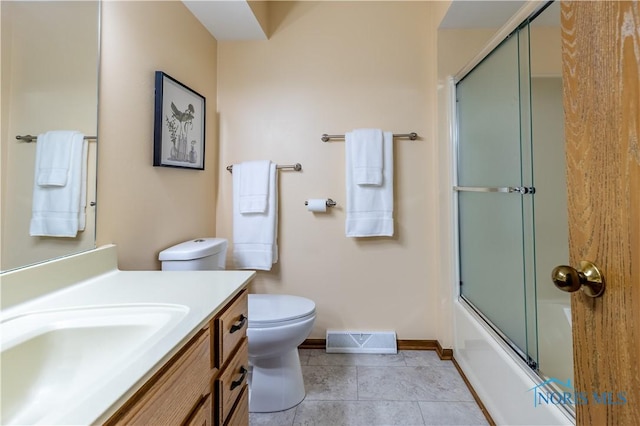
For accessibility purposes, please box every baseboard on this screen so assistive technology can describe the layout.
[396,339,437,350]
[452,357,496,426]
[300,339,453,360]
[436,341,454,360]
[299,338,326,349]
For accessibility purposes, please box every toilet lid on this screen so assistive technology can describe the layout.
[248,294,316,325]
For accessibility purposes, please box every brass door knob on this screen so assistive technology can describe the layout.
[551,260,605,298]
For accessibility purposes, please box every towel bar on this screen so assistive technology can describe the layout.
[321,132,418,142]
[226,163,302,173]
[16,134,97,143]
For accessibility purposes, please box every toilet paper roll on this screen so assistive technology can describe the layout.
[306,199,327,213]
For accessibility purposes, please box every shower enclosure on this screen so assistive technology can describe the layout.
[454,1,573,404]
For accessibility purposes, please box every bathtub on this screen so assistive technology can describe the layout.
[536,299,573,387]
[453,299,573,425]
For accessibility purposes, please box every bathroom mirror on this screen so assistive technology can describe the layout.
[0,1,100,272]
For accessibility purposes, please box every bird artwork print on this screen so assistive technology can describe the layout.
[165,102,197,162]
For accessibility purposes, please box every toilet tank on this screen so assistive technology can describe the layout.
[158,238,228,271]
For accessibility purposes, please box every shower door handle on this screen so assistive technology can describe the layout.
[454,186,535,194]
[551,261,605,298]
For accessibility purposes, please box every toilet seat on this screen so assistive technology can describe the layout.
[248,294,316,329]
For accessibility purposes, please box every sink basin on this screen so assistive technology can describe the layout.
[1,304,189,425]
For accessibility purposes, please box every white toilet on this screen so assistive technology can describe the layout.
[159,238,316,413]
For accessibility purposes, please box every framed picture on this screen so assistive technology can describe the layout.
[153,71,205,170]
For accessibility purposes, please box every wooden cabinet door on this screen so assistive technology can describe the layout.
[215,338,249,424]
[105,329,212,426]
[225,387,249,426]
[215,290,248,368]
[185,395,213,426]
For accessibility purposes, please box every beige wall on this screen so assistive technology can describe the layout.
[217,1,440,340]
[530,26,561,77]
[97,1,218,270]
[1,2,99,271]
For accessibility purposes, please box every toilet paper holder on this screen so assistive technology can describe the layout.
[305,199,336,207]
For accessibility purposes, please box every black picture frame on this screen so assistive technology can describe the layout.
[153,71,205,170]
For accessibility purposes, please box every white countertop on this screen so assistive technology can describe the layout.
[0,245,255,425]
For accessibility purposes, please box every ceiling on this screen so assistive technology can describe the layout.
[440,0,558,29]
[439,1,526,29]
[182,1,267,41]
[183,1,557,41]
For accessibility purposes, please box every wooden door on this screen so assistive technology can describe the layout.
[561,1,640,424]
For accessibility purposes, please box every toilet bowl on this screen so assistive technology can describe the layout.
[247,294,316,413]
[158,238,316,413]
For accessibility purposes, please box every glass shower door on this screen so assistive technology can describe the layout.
[456,29,538,365]
[528,1,573,390]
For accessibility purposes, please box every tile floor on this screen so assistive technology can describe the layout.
[249,349,489,426]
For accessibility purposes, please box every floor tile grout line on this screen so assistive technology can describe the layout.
[251,350,486,426]
[417,399,428,426]
[355,365,359,401]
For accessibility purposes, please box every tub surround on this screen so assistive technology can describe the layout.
[0,245,255,425]
[454,301,572,425]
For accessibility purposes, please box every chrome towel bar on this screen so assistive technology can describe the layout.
[16,134,97,143]
[226,163,302,173]
[321,132,418,142]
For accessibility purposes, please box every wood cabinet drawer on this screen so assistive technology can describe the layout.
[215,338,249,424]
[215,289,248,368]
[106,328,213,426]
[224,385,249,426]
[185,394,213,426]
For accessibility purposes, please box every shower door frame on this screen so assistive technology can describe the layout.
[453,19,540,371]
[445,1,639,424]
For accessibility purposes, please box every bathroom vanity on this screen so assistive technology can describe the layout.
[104,289,249,426]
[0,245,254,425]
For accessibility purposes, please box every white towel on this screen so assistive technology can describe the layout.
[349,128,383,186]
[30,132,87,237]
[35,131,82,186]
[78,140,88,231]
[346,131,394,237]
[233,162,278,270]
[239,160,271,213]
